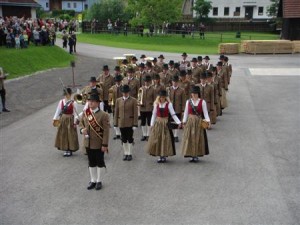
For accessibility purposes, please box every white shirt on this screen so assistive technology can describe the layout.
[53,99,78,121]
[150,102,181,126]
[182,99,210,123]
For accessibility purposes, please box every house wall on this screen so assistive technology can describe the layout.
[194,0,273,20]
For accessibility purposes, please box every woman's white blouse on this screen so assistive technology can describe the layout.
[150,102,181,126]
[182,99,210,123]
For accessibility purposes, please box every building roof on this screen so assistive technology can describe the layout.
[0,0,40,7]
[282,0,300,18]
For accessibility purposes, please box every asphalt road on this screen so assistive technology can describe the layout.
[0,41,299,225]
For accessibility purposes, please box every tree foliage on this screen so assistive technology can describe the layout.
[86,0,132,23]
[127,0,182,27]
[267,0,279,18]
[192,0,212,22]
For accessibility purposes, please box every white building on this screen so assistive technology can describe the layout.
[207,0,273,20]
[35,0,89,12]
[62,0,88,12]
[183,0,273,21]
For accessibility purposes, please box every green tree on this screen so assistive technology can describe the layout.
[267,0,279,18]
[192,0,212,22]
[127,0,182,29]
[86,0,132,24]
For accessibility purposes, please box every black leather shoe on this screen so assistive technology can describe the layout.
[141,136,147,141]
[113,135,121,140]
[123,155,128,161]
[87,182,96,190]
[95,182,102,190]
[174,137,179,142]
[127,155,132,161]
[2,108,10,112]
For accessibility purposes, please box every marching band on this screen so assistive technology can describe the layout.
[52,52,232,190]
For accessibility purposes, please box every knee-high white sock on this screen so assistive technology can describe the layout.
[146,126,150,136]
[141,126,147,136]
[173,129,178,137]
[123,143,129,155]
[89,167,97,183]
[128,143,133,155]
[114,127,121,135]
[96,167,101,182]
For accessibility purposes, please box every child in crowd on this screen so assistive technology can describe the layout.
[15,34,20,49]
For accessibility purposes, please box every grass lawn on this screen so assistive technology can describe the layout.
[76,31,279,54]
[0,45,75,79]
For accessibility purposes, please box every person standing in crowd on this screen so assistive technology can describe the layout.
[80,94,110,190]
[212,67,222,116]
[167,75,185,142]
[159,64,172,87]
[152,74,165,97]
[114,85,138,161]
[157,54,165,68]
[97,65,115,113]
[68,33,74,54]
[62,30,68,48]
[179,52,190,71]
[135,63,146,87]
[179,70,192,102]
[53,88,79,157]
[216,61,228,109]
[110,74,123,140]
[197,72,215,126]
[181,86,210,162]
[33,28,40,46]
[147,90,181,163]
[139,76,156,141]
[190,57,203,84]
[203,56,213,71]
[0,67,10,112]
[123,67,140,99]
[123,23,128,36]
[71,31,77,53]
[199,23,205,39]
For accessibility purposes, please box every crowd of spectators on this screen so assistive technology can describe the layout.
[0,16,78,49]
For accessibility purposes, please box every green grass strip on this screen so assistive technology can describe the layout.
[76,31,279,54]
[0,45,75,79]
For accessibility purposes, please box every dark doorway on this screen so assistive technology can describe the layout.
[2,6,31,18]
[245,7,254,19]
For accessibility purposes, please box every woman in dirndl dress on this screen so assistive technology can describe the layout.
[147,90,181,163]
[53,88,79,157]
[181,86,210,162]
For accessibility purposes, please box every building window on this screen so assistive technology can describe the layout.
[74,2,77,8]
[224,7,229,16]
[85,4,88,10]
[46,2,48,8]
[234,7,240,16]
[213,7,218,16]
[67,3,71,8]
[258,7,264,15]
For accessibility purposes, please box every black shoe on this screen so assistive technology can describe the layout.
[123,155,128,161]
[2,108,10,112]
[189,157,199,163]
[141,136,147,141]
[87,182,96,190]
[174,137,179,142]
[95,182,102,190]
[127,155,132,161]
[146,136,149,141]
[63,151,68,157]
[113,135,121,140]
